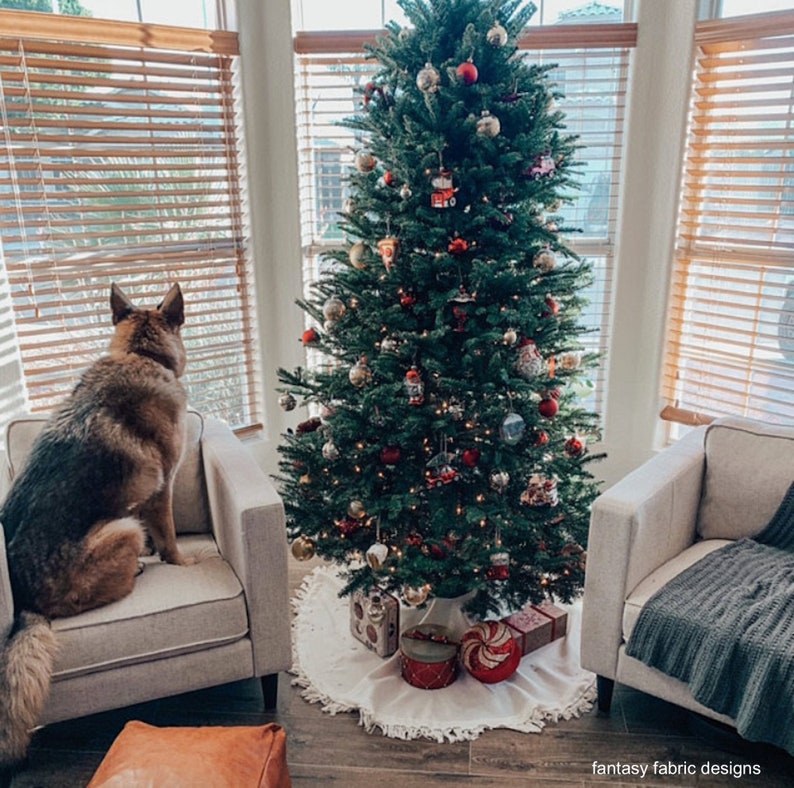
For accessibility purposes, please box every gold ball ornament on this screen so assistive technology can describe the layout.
[354,149,376,173]
[349,357,372,388]
[476,110,501,138]
[323,295,347,321]
[533,249,557,273]
[291,535,315,561]
[487,22,508,47]
[402,584,431,606]
[416,62,441,93]
[503,327,518,346]
[348,499,367,519]
[278,392,296,411]
[348,242,369,270]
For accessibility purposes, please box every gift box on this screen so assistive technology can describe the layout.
[349,587,400,657]
[502,601,567,656]
[399,624,459,690]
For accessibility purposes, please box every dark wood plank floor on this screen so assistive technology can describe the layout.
[10,558,794,787]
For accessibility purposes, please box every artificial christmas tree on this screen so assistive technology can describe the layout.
[277,0,603,619]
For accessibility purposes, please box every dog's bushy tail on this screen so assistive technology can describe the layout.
[0,612,58,768]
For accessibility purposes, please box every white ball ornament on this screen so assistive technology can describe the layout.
[323,295,347,322]
[476,110,501,138]
[366,542,389,570]
[487,22,509,47]
[322,440,340,461]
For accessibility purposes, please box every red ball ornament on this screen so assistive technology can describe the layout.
[448,237,469,255]
[532,429,549,447]
[461,448,481,468]
[456,60,478,86]
[383,170,396,186]
[542,295,560,318]
[461,621,521,684]
[301,327,319,346]
[565,435,585,458]
[400,290,416,307]
[538,396,559,418]
[380,445,402,465]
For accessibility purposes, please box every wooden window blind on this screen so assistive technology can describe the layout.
[293,23,637,414]
[0,11,261,428]
[661,9,794,428]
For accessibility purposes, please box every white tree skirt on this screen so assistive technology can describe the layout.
[290,566,596,742]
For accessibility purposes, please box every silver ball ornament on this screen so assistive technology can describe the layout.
[278,392,296,411]
[416,62,441,93]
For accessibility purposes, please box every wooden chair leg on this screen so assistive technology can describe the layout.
[261,673,278,711]
[597,675,615,714]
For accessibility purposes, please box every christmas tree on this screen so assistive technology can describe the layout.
[277,0,603,618]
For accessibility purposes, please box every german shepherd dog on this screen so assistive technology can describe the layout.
[0,283,191,767]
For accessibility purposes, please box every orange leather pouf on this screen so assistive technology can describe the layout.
[87,721,291,788]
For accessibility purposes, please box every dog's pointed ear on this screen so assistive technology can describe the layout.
[158,283,184,327]
[110,283,135,325]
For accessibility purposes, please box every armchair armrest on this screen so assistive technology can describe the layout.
[581,428,706,679]
[201,419,291,678]
[0,527,13,642]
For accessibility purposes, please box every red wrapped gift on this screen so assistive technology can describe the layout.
[350,587,400,657]
[502,601,567,656]
[400,625,459,689]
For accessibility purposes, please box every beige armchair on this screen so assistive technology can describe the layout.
[581,416,794,726]
[0,412,291,725]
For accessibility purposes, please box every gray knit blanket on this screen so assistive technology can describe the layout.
[625,482,794,755]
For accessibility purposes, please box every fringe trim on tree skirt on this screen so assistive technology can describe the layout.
[290,565,596,743]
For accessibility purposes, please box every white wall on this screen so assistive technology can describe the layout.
[236,0,700,487]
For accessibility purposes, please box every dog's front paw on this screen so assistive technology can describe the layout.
[161,550,198,566]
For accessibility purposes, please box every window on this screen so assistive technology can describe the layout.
[0,10,261,427]
[660,9,794,429]
[292,9,636,415]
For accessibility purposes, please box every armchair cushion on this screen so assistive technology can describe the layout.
[622,539,730,642]
[697,417,794,540]
[51,535,248,682]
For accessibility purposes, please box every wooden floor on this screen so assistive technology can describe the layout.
[10,558,794,787]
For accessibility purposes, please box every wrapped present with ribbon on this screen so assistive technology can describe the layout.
[502,601,567,657]
[400,624,459,689]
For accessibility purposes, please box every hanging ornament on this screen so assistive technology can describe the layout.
[502,327,518,346]
[380,335,399,353]
[450,285,476,332]
[430,169,457,209]
[399,183,413,200]
[354,149,376,173]
[486,551,510,581]
[347,500,367,519]
[402,584,431,606]
[565,434,586,458]
[532,429,549,447]
[336,516,360,536]
[377,236,400,271]
[533,248,557,273]
[448,236,469,255]
[523,152,557,180]
[383,170,396,187]
[399,290,417,307]
[290,535,315,561]
[296,417,322,434]
[489,470,510,492]
[322,295,346,322]
[416,62,441,93]
[486,21,509,47]
[348,241,369,270]
[405,531,423,548]
[278,392,296,411]
[380,445,402,465]
[322,440,340,461]
[542,294,560,318]
[405,366,425,405]
[366,542,389,571]
[456,58,478,86]
[301,327,319,346]
[499,412,526,445]
[299,473,312,486]
[476,110,501,138]
[515,338,544,381]
[366,594,386,624]
[349,357,372,388]
[538,394,559,418]
[558,351,582,371]
[447,398,465,421]
[426,440,460,488]
[520,474,559,507]
[461,448,481,468]
[362,81,382,106]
